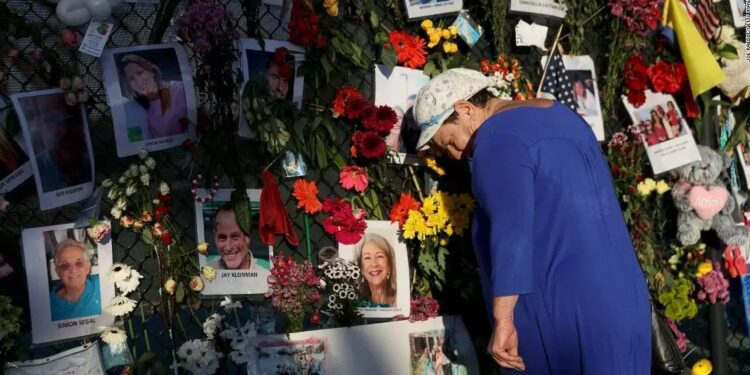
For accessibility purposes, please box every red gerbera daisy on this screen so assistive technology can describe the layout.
[361,105,398,133]
[345,97,374,120]
[385,30,427,69]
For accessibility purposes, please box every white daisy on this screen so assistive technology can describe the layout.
[106,263,132,283]
[104,295,137,316]
[100,327,128,354]
[117,269,143,295]
[177,339,204,363]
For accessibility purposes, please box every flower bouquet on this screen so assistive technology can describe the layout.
[265,255,324,333]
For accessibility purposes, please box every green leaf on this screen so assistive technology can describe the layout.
[369,10,379,28]
[423,61,436,77]
[141,229,154,245]
[717,44,739,60]
[231,190,253,235]
[176,282,185,303]
[382,48,398,68]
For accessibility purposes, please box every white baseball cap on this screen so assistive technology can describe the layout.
[413,68,490,151]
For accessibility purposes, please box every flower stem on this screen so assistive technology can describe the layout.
[139,303,151,352]
[127,317,137,358]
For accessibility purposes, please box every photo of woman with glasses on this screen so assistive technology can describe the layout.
[48,238,101,321]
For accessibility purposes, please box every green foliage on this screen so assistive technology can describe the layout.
[0,296,21,364]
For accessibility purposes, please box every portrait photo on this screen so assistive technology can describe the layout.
[256,338,327,375]
[375,65,431,164]
[623,91,701,175]
[404,0,463,19]
[730,0,746,28]
[101,44,197,157]
[0,97,32,194]
[21,222,114,345]
[239,38,304,107]
[11,89,95,210]
[737,143,750,187]
[409,330,465,375]
[338,220,410,319]
[195,188,273,296]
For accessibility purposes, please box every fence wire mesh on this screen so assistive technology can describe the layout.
[0,0,748,374]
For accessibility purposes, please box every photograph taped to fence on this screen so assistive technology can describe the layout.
[238,38,304,108]
[0,97,33,195]
[374,65,431,165]
[101,44,197,157]
[195,189,272,296]
[404,0,463,19]
[338,220,411,318]
[11,89,95,210]
[4,342,105,375]
[21,222,115,345]
[623,90,701,175]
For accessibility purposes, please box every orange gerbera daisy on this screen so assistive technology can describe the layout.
[386,30,427,69]
[390,193,422,226]
[292,179,323,214]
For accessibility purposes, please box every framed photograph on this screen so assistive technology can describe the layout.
[195,189,272,296]
[101,44,197,157]
[510,0,567,18]
[11,89,95,210]
[729,0,746,28]
[540,55,604,141]
[338,220,410,319]
[0,97,33,194]
[404,0,463,20]
[375,65,431,165]
[238,38,304,107]
[4,343,105,375]
[21,222,115,345]
[256,337,327,374]
[623,91,701,175]
[409,329,468,375]
[737,143,750,187]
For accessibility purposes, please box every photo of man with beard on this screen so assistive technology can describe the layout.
[209,203,271,277]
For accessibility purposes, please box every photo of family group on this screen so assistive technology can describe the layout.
[195,189,272,296]
[0,98,32,194]
[409,330,459,375]
[22,223,114,344]
[623,90,701,175]
[256,339,327,375]
[338,221,410,318]
[11,89,95,210]
[101,44,197,157]
[374,65,430,164]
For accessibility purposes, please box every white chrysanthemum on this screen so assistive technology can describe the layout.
[110,207,122,219]
[106,263,132,283]
[137,149,148,160]
[129,164,139,177]
[219,328,238,340]
[105,295,137,316]
[118,176,127,184]
[100,327,128,354]
[202,313,222,340]
[102,179,113,188]
[117,269,143,295]
[138,165,148,175]
[116,197,127,210]
[125,184,136,196]
[227,321,257,364]
[220,296,241,311]
[140,173,150,186]
[159,182,170,196]
[144,157,156,169]
[107,188,119,200]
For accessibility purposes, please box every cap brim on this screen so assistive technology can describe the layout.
[416,110,454,151]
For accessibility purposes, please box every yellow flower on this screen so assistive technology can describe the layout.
[421,19,433,30]
[439,239,447,246]
[196,242,209,255]
[449,43,458,53]
[324,0,338,16]
[696,261,713,277]
[201,266,216,281]
[443,42,453,54]
[448,25,458,36]
[636,178,657,197]
[441,29,451,39]
[691,358,712,375]
[428,33,441,48]
[189,276,204,292]
[655,180,670,195]
[164,278,176,295]
[403,210,426,240]
[424,156,446,176]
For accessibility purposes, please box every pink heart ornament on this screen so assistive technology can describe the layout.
[688,186,728,220]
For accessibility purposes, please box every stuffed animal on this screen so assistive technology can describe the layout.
[671,145,749,247]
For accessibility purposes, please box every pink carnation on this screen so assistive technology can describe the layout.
[339,166,369,193]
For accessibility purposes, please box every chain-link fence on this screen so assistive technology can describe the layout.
[1,0,748,374]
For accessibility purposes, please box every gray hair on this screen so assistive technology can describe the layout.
[54,238,89,264]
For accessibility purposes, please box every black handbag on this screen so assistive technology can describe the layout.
[650,301,687,374]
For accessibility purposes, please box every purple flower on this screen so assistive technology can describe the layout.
[697,262,730,305]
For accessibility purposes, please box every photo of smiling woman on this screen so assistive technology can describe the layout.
[339,220,410,318]
[355,233,398,308]
[49,238,100,321]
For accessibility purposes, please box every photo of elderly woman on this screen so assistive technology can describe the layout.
[102,44,197,157]
[338,220,410,318]
[47,237,101,321]
[355,233,398,308]
[114,49,188,141]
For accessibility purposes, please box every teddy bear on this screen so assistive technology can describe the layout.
[671,145,749,247]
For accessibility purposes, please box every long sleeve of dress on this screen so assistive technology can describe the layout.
[471,132,535,297]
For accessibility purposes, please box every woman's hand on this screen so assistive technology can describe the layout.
[488,318,525,371]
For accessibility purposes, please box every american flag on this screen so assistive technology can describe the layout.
[538,48,577,111]
[679,0,720,41]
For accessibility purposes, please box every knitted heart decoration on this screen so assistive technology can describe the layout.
[688,186,728,220]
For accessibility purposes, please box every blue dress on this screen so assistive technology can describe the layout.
[470,102,651,374]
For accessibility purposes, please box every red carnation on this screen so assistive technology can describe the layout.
[161,232,173,246]
[345,97,374,120]
[154,205,170,222]
[332,86,364,118]
[289,0,320,46]
[352,131,387,159]
[627,90,646,107]
[623,54,649,91]
[361,105,398,133]
[322,198,352,216]
[648,61,686,94]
